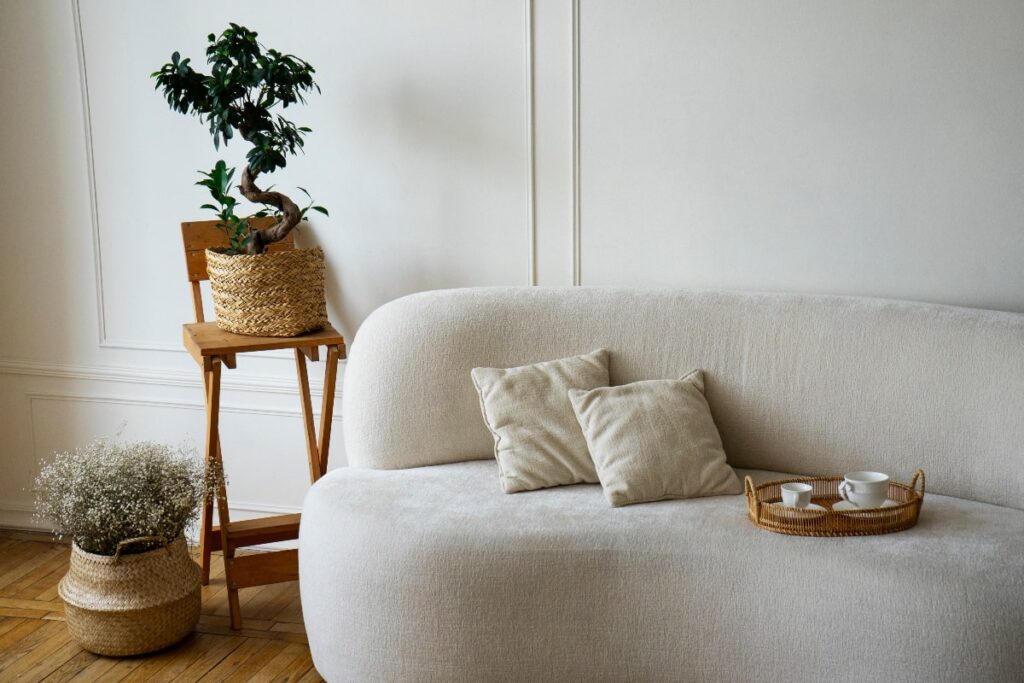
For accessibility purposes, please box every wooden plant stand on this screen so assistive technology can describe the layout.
[181,220,346,629]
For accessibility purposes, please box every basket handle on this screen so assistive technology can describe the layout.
[909,469,926,499]
[113,535,169,563]
[743,475,757,503]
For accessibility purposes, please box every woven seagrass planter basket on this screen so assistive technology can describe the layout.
[58,536,201,656]
[206,246,328,337]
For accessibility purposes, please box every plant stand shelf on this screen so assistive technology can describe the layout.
[183,322,345,630]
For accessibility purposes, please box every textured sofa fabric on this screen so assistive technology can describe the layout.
[304,287,1024,681]
[301,461,1024,682]
[342,287,1024,509]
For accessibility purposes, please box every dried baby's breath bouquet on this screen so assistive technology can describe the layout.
[34,440,218,556]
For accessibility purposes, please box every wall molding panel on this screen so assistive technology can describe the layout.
[73,0,297,355]
[574,1,1024,309]
[73,0,540,352]
[0,392,309,533]
[3,391,333,534]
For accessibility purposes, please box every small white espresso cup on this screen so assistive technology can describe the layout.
[781,482,813,508]
[838,471,889,508]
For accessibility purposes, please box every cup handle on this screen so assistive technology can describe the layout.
[838,481,851,502]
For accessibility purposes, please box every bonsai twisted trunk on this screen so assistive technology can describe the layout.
[238,165,301,255]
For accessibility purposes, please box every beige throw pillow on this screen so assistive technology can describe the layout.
[568,370,741,507]
[471,350,609,493]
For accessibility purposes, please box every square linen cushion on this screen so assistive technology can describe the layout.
[568,370,741,507]
[471,349,609,493]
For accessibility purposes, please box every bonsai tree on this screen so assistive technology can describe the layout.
[153,24,327,255]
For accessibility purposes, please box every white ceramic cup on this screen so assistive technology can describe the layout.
[838,471,889,509]
[781,482,813,508]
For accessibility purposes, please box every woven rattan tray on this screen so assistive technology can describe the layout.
[744,470,925,537]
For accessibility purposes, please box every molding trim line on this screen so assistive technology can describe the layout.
[0,357,341,398]
[525,0,537,286]
[571,0,582,286]
[71,0,108,346]
[27,392,341,421]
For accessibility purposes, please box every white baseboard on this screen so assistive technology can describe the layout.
[0,504,39,531]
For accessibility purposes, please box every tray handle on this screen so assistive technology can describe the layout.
[743,476,760,523]
[909,469,926,499]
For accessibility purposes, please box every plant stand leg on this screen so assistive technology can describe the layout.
[293,344,340,483]
[198,368,224,586]
[317,344,341,477]
[295,349,320,484]
[204,357,241,628]
[197,446,216,585]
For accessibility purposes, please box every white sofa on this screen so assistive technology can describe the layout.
[299,288,1024,682]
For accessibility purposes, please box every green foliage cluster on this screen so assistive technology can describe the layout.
[152,24,327,253]
[152,23,317,174]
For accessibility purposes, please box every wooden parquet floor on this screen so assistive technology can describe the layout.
[0,531,323,682]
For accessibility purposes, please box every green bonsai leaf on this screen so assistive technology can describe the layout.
[296,189,329,220]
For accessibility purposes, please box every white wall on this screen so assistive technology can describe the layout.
[2,0,1023,528]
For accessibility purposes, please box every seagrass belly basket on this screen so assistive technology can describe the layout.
[206,246,328,337]
[59,536,201,656]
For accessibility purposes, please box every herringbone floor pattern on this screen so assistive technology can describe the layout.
[0,531,322,681]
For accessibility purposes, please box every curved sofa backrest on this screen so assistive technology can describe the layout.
[342,287,1024,509]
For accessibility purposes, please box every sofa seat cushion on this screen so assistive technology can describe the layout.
[299,460,1024,682]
